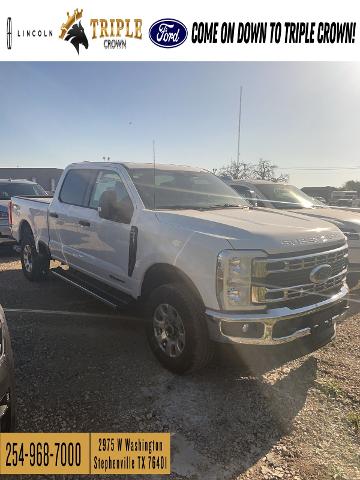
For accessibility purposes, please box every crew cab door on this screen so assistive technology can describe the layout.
[48,168,96,264]
[75,169,135,292]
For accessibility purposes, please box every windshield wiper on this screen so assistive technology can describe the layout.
[158,204,247,211]
[159,205,208,211]
[203,204,248,210]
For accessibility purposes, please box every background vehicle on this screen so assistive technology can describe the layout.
[334,199,354,208]
[331,190,358,205]
[228,179,360,288]
[314,196,327,205]
[11,163,349,373]
[0,205,13,246]
[0,179,48,247]
[0,306,15,431]
[0,179,47,206]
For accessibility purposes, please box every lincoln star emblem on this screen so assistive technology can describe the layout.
[309,264,332,284]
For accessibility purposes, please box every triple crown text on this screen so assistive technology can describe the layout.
[90,19,142,40]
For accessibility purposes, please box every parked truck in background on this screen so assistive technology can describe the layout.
[330,190,358,206]
[0,179,48,247]
[10,163,349,373]
[228,179,360,289]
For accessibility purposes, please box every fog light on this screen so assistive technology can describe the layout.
[221,321,264,338]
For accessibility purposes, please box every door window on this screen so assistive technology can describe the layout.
[89,170,134,223]
[59,169,95,206]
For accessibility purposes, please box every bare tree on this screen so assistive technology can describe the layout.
[219,160,254,180]
[219,158,289,182]
[252,159,289,182]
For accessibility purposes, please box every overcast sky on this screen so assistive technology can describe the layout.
[0,62,359,188]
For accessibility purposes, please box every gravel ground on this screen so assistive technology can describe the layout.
[0,248,359,480]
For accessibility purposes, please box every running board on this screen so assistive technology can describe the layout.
[51,267,133,310]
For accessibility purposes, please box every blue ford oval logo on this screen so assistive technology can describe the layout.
[149,18,187,48]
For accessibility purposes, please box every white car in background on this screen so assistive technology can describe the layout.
[227,179,360,288]
[0,179,48,246]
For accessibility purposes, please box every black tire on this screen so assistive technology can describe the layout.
[145,283,213,374]
[20,231,49,281]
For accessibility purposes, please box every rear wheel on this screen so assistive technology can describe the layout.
[20,231,49,281]
[145,283,213,374]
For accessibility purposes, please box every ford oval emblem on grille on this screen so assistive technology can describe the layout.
[149,19,188,48]
[309,264,332,284]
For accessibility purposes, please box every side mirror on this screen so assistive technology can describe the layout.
[98,190,132,224]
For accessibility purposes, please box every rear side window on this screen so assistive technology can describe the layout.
[59,169,95,206]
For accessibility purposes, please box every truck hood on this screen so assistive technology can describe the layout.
[288,207,360,231]
[155,207,345,255]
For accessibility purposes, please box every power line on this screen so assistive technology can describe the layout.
[278,166,360,171]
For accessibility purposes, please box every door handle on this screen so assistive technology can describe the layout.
[49,212,58,218]
[79,220,90,227]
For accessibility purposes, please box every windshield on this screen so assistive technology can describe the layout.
[126,168,249,210]
[255,183,324,209]
[0,182,47,200]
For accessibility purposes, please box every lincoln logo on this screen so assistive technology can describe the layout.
[7,17,12,50]
[309,264,332,284]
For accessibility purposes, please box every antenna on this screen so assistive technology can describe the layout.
[152,140,156,210]
[236,86,243,165]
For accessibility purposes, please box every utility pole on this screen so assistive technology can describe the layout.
[236,86,243,165]
[152,140,156,211]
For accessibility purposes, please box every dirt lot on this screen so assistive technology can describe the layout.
[0,248,359,480]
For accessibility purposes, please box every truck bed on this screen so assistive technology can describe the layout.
[10,196,52,247]
[13,195,52,204]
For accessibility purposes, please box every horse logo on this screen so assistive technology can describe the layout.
[65,21,88,54]
[59,9,89,55]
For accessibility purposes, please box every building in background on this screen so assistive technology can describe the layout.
[0,168,63,193]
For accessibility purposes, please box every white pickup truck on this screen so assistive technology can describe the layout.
[10,162,349,373]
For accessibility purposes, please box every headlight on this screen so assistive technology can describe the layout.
[332,222,360,241]
[216,250,265,311]
[340,228,360,241]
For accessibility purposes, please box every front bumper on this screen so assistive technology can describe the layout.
[206,285,349,345]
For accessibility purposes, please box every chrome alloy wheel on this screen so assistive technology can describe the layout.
[23,244,33,273]
[153,303,186,358]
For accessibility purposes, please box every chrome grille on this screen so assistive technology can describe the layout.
[252,244,348,304]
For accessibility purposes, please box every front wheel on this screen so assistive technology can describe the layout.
[20,232,49,281]
[145,283,213,374]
